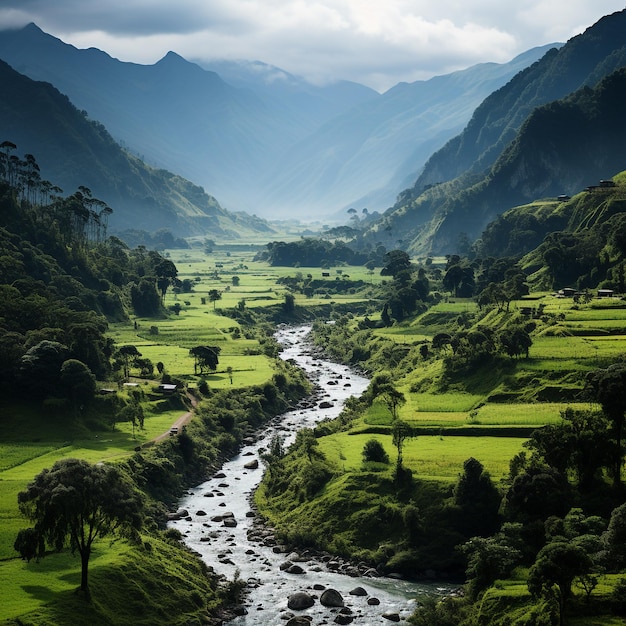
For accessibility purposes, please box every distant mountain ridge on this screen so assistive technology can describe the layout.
[0,23,551,218]
[0,58,273,238]
[364,8,626,254]
[261,45,557,218]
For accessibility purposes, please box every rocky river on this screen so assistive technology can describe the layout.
[169,325,451,625]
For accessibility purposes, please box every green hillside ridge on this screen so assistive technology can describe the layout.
[414,8,626,190]
[252,198,626,623]
[480,170,626,266]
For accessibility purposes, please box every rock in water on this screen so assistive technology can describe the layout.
[287,591,315,610]
[320,588,344,607]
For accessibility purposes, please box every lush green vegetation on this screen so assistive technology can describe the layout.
[254,241,626,624]
[3,131,626,626]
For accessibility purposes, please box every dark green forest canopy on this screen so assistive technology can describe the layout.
[0,156,174,396]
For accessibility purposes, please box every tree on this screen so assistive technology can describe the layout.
[19,340,68,398]
[130,278,161,316]
[295,428,325,462]
[380,250,412,278]
[528,540,592,626]
[369,373,406,421]
[189,345,221,374]
[15,459,143,600]
[59,359,96,412]
[586,363,626,485]
[154,259,178,301]
[392,419,413,475]
[208,289,222,310]
[602,502,626,571]
[116,345,141,379]
[231,275,240,287]
[283,292,296,313]
[362,438,390,464]
[461,535,521,599]
[454,457,502,537]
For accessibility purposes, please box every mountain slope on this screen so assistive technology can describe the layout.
[0,24,377,214]
[0,59,273,238]
[392,66,626,254]
[413,8,626,191]
[258,45,556,217]
[362,9,626,255]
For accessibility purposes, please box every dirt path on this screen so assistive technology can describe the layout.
[149,392,198,445]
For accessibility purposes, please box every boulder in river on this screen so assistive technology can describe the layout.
[287,591,315,610]
[382,611,401,622]
[244,459,259,469]
[349,586,368,596]
[320,588,344,607]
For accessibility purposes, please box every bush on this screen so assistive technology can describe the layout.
[362,438,390,464]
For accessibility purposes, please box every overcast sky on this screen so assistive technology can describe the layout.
[1,1,624,91]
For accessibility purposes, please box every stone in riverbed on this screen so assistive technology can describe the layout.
[349,586,368,596]
[320,588,344,607]
[287,591,315,610]
[285,617,312,625]
[382,611,401,622]
[244,459,259,469]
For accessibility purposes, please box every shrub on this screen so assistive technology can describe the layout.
[362,438,390,464]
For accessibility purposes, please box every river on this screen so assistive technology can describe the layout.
[169,325,450,624]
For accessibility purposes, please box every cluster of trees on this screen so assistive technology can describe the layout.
[0,146,181,404]
[255,238,376,267]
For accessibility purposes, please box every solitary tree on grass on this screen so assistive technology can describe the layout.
[15,458,143,600]
[189,345,221,374]
[208,289,222,310]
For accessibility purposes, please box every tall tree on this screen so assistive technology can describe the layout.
[189,345,221,374]
[208,289,222,310]
[15,459,143,600]
[586,363,626,486]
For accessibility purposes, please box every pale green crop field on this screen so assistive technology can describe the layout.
[530,335,626,360]
[319,432,526,482]
[473,402,594,425]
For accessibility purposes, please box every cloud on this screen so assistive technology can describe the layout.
[0,0,623,91]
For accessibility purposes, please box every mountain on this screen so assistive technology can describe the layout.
[0,59,274,238]
[414,9,626,192]
[197,58,377,129]
[364,9,626,255]
[260,45,556,218]
[0,24,377,215]
[0,24,549,219]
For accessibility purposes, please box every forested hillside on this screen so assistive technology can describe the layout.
[0,59,273,238]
